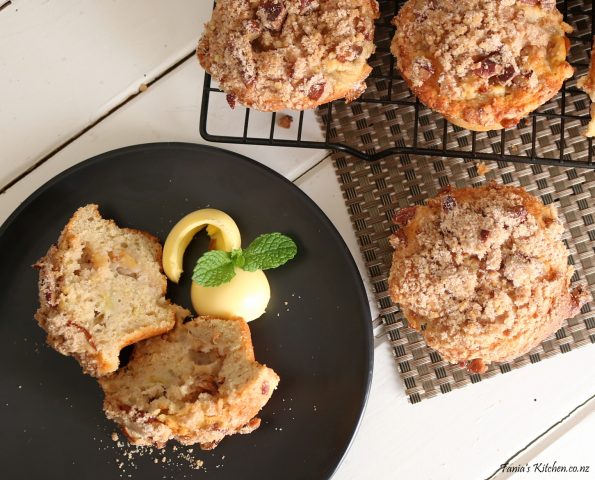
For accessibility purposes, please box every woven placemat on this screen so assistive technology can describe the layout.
[318,1,595,403]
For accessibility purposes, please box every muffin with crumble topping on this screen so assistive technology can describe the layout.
[388,184,590,373]
[391,0,573,131]
[100,316,279,450]
[197,0,379,112]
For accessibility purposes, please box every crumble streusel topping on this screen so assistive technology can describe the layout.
[388,184,590,370]
[396,0,565,98]
[198,0,378,110]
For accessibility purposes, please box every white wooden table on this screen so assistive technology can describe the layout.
[1,2,594,479]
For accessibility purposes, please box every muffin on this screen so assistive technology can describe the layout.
[34,205,180,377]
[197,0,379,111]
[100,316,279,450]
[388,183,590,373]
[577,36,595,137]
[391,0,573,131]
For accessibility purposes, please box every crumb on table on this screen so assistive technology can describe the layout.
[278,114,293,129]
[477,161,490,176]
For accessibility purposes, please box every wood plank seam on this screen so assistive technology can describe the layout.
[0,49,196,195]
[291,152,333,184]
[485,392,595,480]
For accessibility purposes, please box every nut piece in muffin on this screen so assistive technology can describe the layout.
[34,205,179,377]
[197,0,379,111]
[100,316,280,450]
[391,0,573,131]
[388,184,590,373]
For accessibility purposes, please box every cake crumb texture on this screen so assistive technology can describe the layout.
[34,204,179,377]
[100,316,280,450]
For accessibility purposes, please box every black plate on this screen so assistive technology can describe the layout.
[0,144,373,480]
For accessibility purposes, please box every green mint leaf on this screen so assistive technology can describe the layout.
[192,250,236,287]
[243,233,297,272]
[230,248,245,268]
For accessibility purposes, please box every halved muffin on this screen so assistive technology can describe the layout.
[100,316,279,449]
[34,205,179,377]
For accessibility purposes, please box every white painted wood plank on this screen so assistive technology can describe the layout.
[0,57,328,226]
[500,402,594,479]
[296,158,595,480]
[0,0,206,186]
[294,160,378,315]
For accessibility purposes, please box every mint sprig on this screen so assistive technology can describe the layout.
[192,233,297,287]
[243,232,297,272]
[192,250,236,287]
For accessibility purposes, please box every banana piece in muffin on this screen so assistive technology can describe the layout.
[100,316,280,450]
[34,205,179,377]
[391,0,573,131]
[197,0,379,111]
[388,184,590,373]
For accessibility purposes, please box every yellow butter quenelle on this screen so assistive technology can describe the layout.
[163,208,241,283]
[162,208,271,322]
[191,268,270,322]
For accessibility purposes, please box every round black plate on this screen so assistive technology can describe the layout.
[0,144,373,480]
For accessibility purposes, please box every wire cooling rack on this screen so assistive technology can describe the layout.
[199,0,595,169]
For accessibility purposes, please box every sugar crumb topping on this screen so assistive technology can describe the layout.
[389,184,589,366]
[198,0,378,109]
[395,0,566,98]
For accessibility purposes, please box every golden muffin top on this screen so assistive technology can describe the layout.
[392,0,573,129]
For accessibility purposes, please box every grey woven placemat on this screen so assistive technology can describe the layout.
[318,1,595,403]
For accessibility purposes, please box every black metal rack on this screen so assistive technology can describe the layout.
[199,0,595,169]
